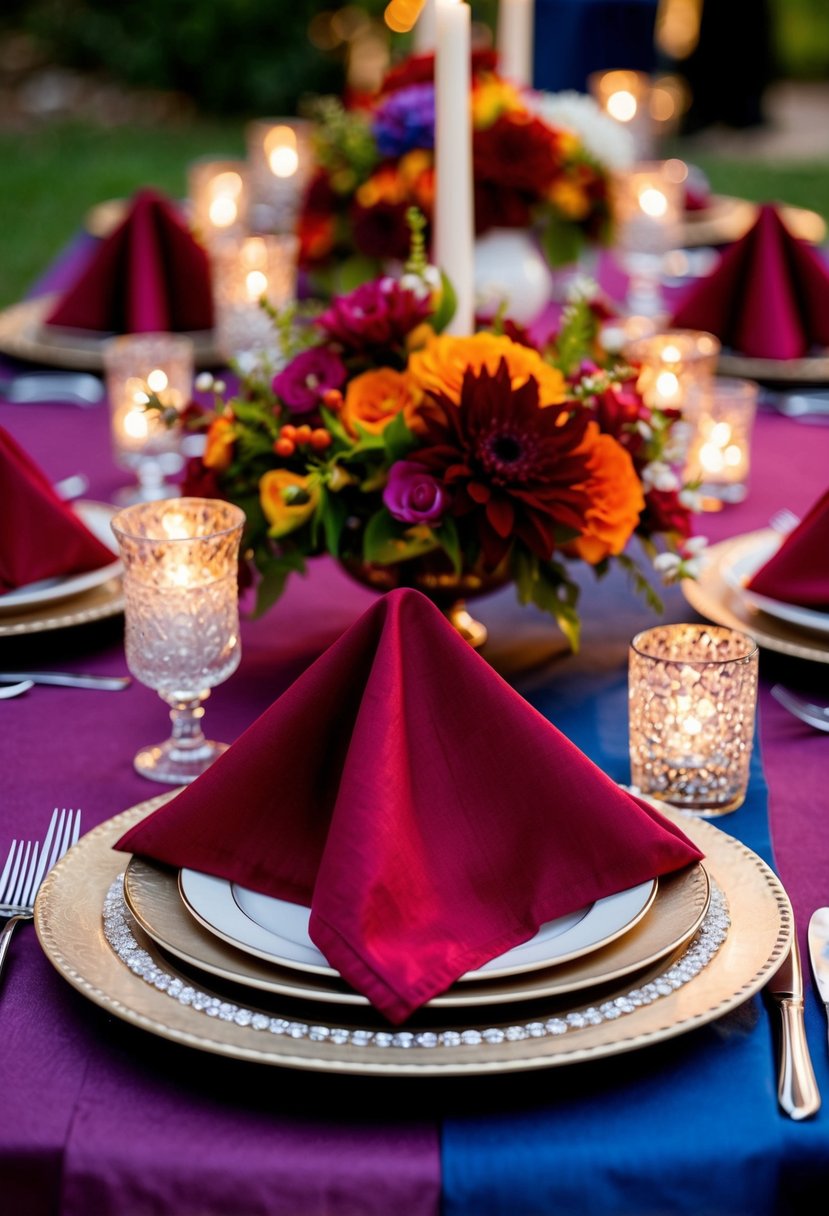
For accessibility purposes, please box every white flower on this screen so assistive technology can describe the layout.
[526,90,635,170]
[642,461,680,492]
[194,371,214,393]
[683,535,708,556]
[564,273,599,303]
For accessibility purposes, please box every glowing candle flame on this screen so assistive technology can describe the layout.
[608,89,638,122]
[639,187,668,218]
[265,126,299,178]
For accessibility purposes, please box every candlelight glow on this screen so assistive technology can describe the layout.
[123,407,149,440]
[161,510,191,540]
[655,370,681,401]
[608,90,638,122]
[265,126,299,178]
[660,344,682,363]
[639,187,668,218]
[146,369,168,394]
[245,270,268,300]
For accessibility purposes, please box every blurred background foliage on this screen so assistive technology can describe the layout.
[0,0,827,306]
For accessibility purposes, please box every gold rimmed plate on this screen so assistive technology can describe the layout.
[0,295,220,372]
[34,796,789,1075]
[124,854,709,1009]
[682,532,829,664]
[681,195,826,248]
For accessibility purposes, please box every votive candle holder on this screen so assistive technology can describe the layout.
[245,117,314,235]
[628,623,758,816]
[187,157,248,247]
[684,377,759,507]
[211,233,299,364]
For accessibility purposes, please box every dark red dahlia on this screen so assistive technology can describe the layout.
[414,360,594,569]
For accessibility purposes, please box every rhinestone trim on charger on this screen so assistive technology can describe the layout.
[103,876,729,1049]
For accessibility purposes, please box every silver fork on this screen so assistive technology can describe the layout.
[0,808,81,985]
[770,685,829,733]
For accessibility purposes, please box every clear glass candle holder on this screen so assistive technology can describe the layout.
[211,233,299,366]
[103,333,195,505]
[624,329,721,409]
[628,624,759,817]
[245,117,314,235]
[612,160,686,318]
[588,69,656,159]
[110,498,246,785]
[187,156,248,248]
[684,377,759,507]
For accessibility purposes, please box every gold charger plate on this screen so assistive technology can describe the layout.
[0,575,124,637]
[35,796,789,1076]
[0,295,220,372]
[716,348,829,385]
[681,195,826,248]
[681,531,829,665]
[123,853,709,1009]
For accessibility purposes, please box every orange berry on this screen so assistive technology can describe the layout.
[321,389,343,411]
[295,424,313,444]
[280,424,297,440]
[274,437,295,457]
[310,428,332,450]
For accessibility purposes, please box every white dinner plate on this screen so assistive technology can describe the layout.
[0,500,122,613]
[717,531,829,637]
[178,868,657,982]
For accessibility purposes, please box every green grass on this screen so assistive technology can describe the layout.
[1,118,827,310]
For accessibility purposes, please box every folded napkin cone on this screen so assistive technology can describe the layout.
[0,424,115,593]
[116,588,703,1023]
[747,487,829,609]
[670,204,829,360]
[45,188,214,335]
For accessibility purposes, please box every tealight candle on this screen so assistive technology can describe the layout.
[589,69,655,159]
[187,157,248,247]
[103,333,195,505]
[612,159,686,318]
[211,233,299,364]
[628,623,758,816]
[684,377,759,506]
[624,329,720,410]
[245,118,313,235]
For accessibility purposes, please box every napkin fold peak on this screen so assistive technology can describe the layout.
[670,203,829,360]
[747,487,829,609]
[0,424,115,593]
[45,188,214,335]
[115,587,702,1023]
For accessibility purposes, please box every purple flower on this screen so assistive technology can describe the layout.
[372,83,435,158]
[272,347,346,414]
[317,278,432,356]
[383,460,448,525]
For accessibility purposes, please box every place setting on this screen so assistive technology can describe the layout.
[33,583,792,1081]
[683,484,829,665]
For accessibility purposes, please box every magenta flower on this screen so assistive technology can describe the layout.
[317,278,432,356]
[383,460,449,526]
[272,348,347,414]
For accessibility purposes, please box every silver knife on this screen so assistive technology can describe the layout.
[767,933,821,1119]
[0,671,131,690]
[0,371,104,407]
[808,907,829,1051]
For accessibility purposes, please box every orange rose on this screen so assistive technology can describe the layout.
[407,333,566,407]
[203,416,235,472]
[566,425,645,564]
[259,470,319,538]
[340,368,425,437]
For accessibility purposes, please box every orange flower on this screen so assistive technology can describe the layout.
[203,416,235,472]
[340,367,425,437]
[259,470,319,538]
[565,425,645,564]
[408,333,567,407]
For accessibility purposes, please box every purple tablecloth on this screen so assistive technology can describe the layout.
[2,282,829,1211]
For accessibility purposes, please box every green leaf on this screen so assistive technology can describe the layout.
[512,551,582,651]
[382,410,418,463]
[251,551,307,618]
[616,552,665,615]
[333,254,381,295]
[541,215,585,270]
[430,270,457,334]
[362,510,439,565]
[435,515,462,577]
[318,485,348,556]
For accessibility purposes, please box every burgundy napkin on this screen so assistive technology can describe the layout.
[670,204,829,359]
[115,588,703,1024]
[0,425,115,593]
[747,487,829,609]
[45,188,213,334]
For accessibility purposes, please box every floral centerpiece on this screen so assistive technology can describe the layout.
[175,216,701,651]
[298,49,634,295]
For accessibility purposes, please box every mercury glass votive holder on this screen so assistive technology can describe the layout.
[624,329,721,410]
[110,498,246,785]
[588,69,656,159]
[628,624,759,816]
[612,160,686,318]
[186,156,248,247]
[211,233,299,364]
[684,377,759,507]
[103,333,195,506]
[245,117,314,235]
